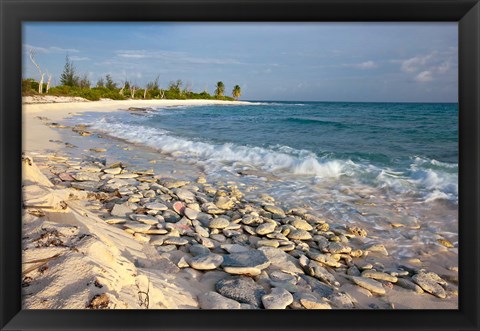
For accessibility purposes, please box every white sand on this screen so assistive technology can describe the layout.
[23,96,252,152]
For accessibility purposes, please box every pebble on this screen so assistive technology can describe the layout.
[189,253,224,270]
[189,244,210,256]
[351,276,386,295]
[163,237,189,246]
[115,173,139,179]
[103,167,122,175]
[437,238,454,248]
[296,292,332,309]
[256,222,276,235]
[222,250,270,276]
[124,222,152,233]
[261,288,293,309]
[395,278,424,294]
[221,244,250,254]
[198,291,241,309]
[412,272,447,298]
[215,276,266,307]
[202,202,225,215]
[288,230,312,240]
[291,219,313,231]
[104,217,127,224]
[132,215,158,225]
[263,205,286,218]
[361,270,398,283]
[307,251,341,268]
[184,208,199,220]
[144,202,168,211]
[214,197,235,210]
[364,243,389,256]
[111,204,133,217]
[209,218,230,229]
[194,225,209,238]
[175,188,196,203]
[172,201,186,214]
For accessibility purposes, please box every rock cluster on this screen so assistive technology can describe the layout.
[34,152,457,309]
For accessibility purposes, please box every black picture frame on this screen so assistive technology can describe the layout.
[1,0,479,330]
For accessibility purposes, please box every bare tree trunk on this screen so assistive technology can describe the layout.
[46,74,52,93]
[130,87,136,99]
[119,81,126,96]
[38,73,45,94]
[143,88,148,99]
[160,90,165,99]
[28,50,44,94]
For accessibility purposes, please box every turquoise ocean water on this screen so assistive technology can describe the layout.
[65,101,458,260]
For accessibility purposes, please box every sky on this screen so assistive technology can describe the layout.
[23,22,458,102]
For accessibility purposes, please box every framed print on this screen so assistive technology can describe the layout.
[1,0,479,330]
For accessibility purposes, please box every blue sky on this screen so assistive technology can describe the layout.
[23,23,458,102]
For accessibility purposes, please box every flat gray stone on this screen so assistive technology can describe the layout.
[261,287,293,309]
[189,244,210,256]
[222,250,270,275]
[306,251,341,268]
[209,218,230,229]
[291,219,313,231]
[305,260,340,287]
[351,276,386,295]
[361,270,398,283]
[220,244,250,254]
[288,230,312,240]
[296,292,332,309]
[144,202,168,211]
[214,197,235,210]
[396,278,424,294]
[184,208,200,220]
[72,172,100,181]
[258,246,304,274]
[163,237,189,246]
[256,222,276,235]
[71,181,99,191]
[124,222,152,233]
[215,276,266,307]
[198,291,241,309]
[263,205,286,218]
[412,272,446,298]
[189,253,224,270]
[175,188,196,202]
[111,203,133,217]
[299,274,335,297]
[131,214,158,225]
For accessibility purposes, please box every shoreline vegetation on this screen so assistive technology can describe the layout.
[21,99,458,309]
[23,55,242,102]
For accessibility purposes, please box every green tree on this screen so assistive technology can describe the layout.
[214,81,225,97]
[105,74,117,90]
[232,85,241,100]
[60,55,78,87]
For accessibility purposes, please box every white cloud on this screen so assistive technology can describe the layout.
[400,53,435,73]
[414,70,433,83]
[437,61,450,74]
[24,44,79,54]
[355,61,377,69]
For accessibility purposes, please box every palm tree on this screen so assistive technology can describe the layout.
[214,81,225,97]
[232,85,241,100]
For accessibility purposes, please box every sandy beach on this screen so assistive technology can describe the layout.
[21,96,458,310]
